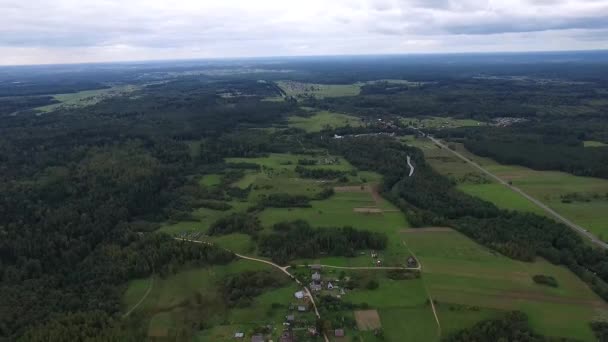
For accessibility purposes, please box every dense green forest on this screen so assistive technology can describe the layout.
[0,78,299,340]
[436,124,608,178]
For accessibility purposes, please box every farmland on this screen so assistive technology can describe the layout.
[402,228,606,340]
[407,136,608,239]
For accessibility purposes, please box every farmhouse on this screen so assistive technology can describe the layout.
[286,314,295,322]
[312,272,321,282]
[234,332,244,338]
[407,256,418,267]
[335,329,345,338]
[294,291,304,299]
[311,284,322,292]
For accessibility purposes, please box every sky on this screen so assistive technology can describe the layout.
[1,0,608,65]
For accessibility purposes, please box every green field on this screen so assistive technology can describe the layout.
[288,111,364,132]
[402,229,606,340]
[123,260,303,341]
[584,140,607,147]
[409,138,608,238]
[36,85,139,112]
[199,173,222,187]
[277,81,361,99]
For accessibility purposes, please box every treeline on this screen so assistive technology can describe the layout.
[221,270,288,307]
[444,311,545,342]
[208,213,262,236]
[438,125,608,179]
[328,136,608,302]
[0,95,58,116]
[257,220,387,264]
[295,165,348,179]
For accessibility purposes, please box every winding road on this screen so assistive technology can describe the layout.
[407,155,415,177]
[423,133,608,249]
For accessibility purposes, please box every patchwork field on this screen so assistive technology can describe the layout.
[288,111,364,132]
[402,228,607,341]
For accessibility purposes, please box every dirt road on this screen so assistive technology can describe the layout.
[424,134,608,249]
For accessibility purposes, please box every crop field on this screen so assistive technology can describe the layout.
[36,85,139,112]
[123,260,303,341]
[315,268,438,341]
[402,228,606,340]
[288,111,364,132]
[277,81,361,99]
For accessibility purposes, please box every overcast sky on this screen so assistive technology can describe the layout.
[1,0,607,65]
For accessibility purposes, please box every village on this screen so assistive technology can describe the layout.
[232,251,419,342]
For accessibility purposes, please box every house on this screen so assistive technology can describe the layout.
[251,335,264,342]
[294,291,304,299]
[308,327,318,336]
[286,314,295,322]
[298,305,307,312]
[312,272,321,282]
[335,329,345,338]
[235,332,244,338]
[407,256,418,267]
[327,282,334,290]
[311,284,322,292]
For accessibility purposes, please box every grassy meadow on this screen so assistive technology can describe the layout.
[36,85,139,112]
[402,228,607,341]
[288,111,364,132]
[277,81,361,99]
[408,137,608,239]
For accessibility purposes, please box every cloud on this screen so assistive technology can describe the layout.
[0,0,607,65]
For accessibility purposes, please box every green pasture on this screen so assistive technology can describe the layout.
[277,81,361,99]
[288,111,364,132]
[402,229,606,340]
[124,260,298,341]
[584,140,607,147]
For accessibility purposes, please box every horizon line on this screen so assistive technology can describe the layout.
[1,48,608,68]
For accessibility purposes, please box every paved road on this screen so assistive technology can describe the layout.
[407,155,415,177]
[424,134,608,249]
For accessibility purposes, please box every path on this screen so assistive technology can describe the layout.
[123,276,154,318]
[402,241,441,337]
[175,238,329,342]
[407,155,415,177]
[298,264,421,271]
[422,133,608,249]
